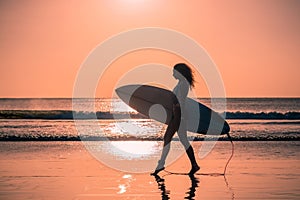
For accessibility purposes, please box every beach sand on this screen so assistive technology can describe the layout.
[0,141,299,200]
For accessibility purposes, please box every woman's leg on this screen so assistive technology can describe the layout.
[151,109,180,175]
[177,121,200,174]
[159,120,177,166]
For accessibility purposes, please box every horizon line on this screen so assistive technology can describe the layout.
[0,96,299,99]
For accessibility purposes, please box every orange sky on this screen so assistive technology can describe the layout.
[0,0,299,98]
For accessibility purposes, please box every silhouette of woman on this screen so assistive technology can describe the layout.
[151,63,200,175]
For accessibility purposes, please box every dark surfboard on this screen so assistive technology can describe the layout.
[115,84,230,135]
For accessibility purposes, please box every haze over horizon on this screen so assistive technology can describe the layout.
[1,0,299,98]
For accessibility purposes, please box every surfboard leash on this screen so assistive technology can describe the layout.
[223,132,234,175]
[163,133,234,176]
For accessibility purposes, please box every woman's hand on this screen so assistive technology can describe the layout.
[172,103,180,116]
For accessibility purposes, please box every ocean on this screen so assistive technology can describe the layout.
[0,98,299,141]
[1,98,299,199]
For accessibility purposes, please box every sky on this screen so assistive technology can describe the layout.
[0,0,299,98]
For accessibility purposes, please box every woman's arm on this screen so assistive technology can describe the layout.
[176,82,188,105]
[173,82,189,115]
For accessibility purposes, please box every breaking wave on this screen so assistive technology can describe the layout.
[0,135,299,141]
[0,110,299,120]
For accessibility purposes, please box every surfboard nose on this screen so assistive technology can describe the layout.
[115,85,141,105]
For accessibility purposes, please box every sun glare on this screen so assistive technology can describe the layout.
[117,0,153,12]
[110,141,160,159]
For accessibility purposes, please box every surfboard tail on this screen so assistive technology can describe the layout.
[222,122,230,134]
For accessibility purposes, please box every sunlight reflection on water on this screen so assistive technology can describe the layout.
[109,141,161,159]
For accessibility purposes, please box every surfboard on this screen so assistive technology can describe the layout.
[115,84,230,135]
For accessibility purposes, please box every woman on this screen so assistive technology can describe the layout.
[151,63,200,175]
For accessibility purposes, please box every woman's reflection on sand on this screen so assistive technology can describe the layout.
[152,173,235,200]
[153,174,199,200]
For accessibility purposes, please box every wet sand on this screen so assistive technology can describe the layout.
[0,141,299,199]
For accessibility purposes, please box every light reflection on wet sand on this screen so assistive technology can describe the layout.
[0,141,299,199]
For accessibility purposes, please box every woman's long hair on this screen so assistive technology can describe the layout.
[174,63,195,88]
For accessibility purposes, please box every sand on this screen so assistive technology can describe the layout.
[0,141,299,200]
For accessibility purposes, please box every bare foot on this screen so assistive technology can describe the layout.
[150,167,165,176]
[189,165,200,175]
